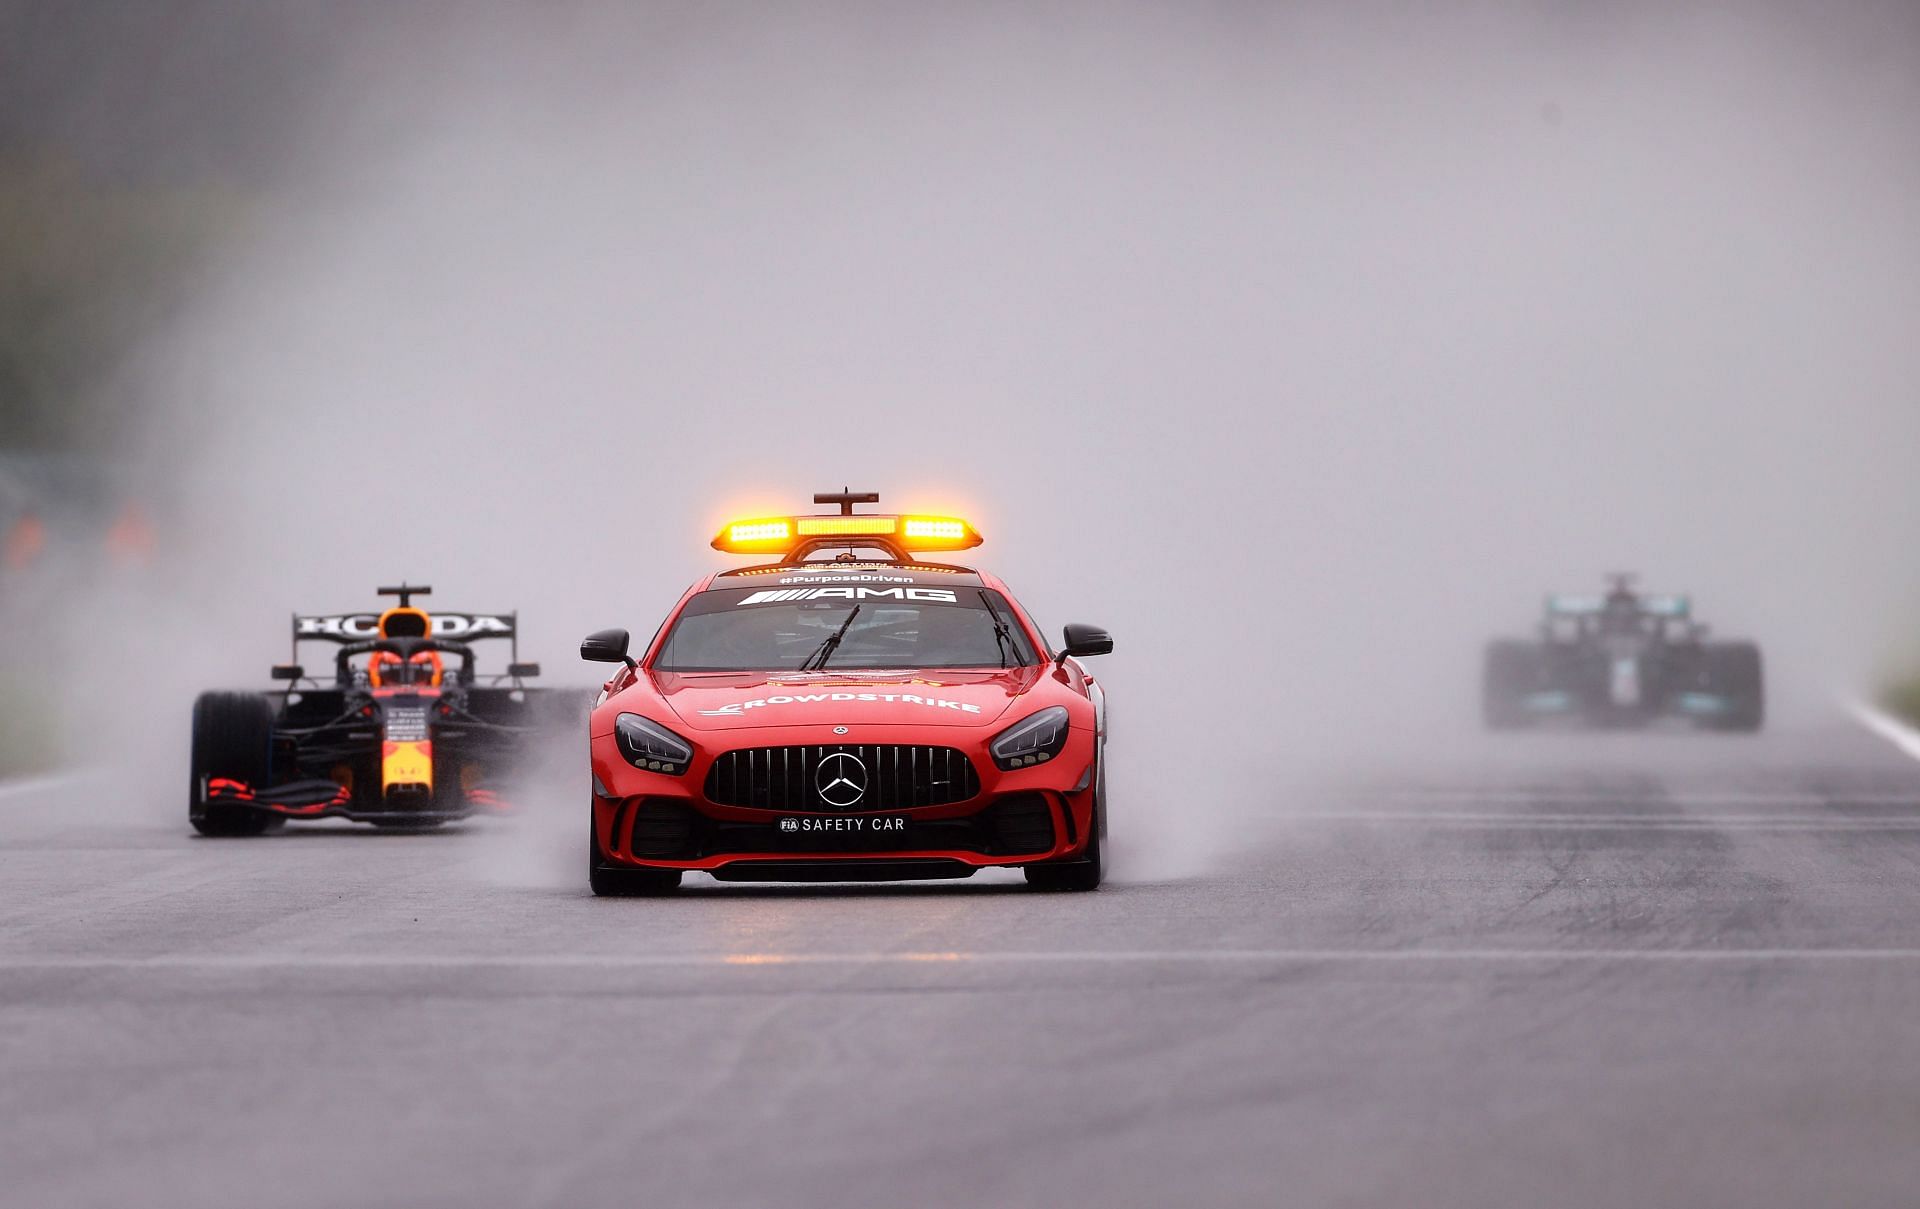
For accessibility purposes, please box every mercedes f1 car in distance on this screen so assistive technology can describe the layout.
[580,491,1113,895]
[1483,575,1763,731]
[189,584,573,834]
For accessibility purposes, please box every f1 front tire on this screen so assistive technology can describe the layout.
[188,691,282,837]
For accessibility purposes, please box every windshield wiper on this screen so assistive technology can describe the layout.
[979,591,1018,668]
[799,605,861,672]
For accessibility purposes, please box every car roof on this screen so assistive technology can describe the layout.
[703,560,990,592]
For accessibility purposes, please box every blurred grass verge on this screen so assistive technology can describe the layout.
[1881,674,1920,730]
[0,662,61,777]
[2,153,239,783]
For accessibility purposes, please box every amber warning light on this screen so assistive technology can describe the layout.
[712,513,982,555]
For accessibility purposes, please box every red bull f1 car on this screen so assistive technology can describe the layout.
[189,584,573,834]
[581,491,1113,894]
[1483,574,1764,731]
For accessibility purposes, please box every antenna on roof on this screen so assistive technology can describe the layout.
[812,488,880,516]
[377,583,432,607]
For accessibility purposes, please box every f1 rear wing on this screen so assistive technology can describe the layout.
[291,611,521,661]
[1544,594,1690,618]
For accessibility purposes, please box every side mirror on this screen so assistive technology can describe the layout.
[581,628,635,667]
[507,662,541,679]
[271,664,305,681]
[1059,623,1113,660]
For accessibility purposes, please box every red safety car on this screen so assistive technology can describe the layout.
[581,491,1113,894]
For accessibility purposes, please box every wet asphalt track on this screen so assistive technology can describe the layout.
[6,715,1920,1209]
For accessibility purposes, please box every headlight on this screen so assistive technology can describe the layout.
[990,706,1071,771]
[614,713,694,775]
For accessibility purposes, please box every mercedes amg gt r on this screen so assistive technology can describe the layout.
[581,491,1113,894]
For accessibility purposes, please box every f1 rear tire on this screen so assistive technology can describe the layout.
[1482,640,1541,730]
[1705,642,1765,732]
[188,692,281,837]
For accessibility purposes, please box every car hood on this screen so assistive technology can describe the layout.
[649,668,1040,732]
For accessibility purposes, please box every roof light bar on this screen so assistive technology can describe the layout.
[720,519,794,553]
[710,513,982,555]
[902,517,969,542]
[796,516,897,538]
[898,516,980,550]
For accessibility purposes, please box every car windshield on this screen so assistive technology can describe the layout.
[653,586,1037,671]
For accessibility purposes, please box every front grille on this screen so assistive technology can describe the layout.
[704,745,981,813]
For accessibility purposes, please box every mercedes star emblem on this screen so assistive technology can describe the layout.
[815,751,868,808]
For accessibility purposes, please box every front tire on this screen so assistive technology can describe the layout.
[589,835,683,896]
[1025,825,1103,891]
[1026,766,1106,892]
[188,692,279,837]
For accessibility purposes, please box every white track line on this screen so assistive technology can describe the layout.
[1377,789,1920,807]
[11,948,1920,971]
[1850,700,1920,764]
[1264,812,1920,830]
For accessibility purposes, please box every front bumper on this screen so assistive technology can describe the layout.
[591,726,1099,876]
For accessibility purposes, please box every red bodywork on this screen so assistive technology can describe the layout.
[588,568,1106,881]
